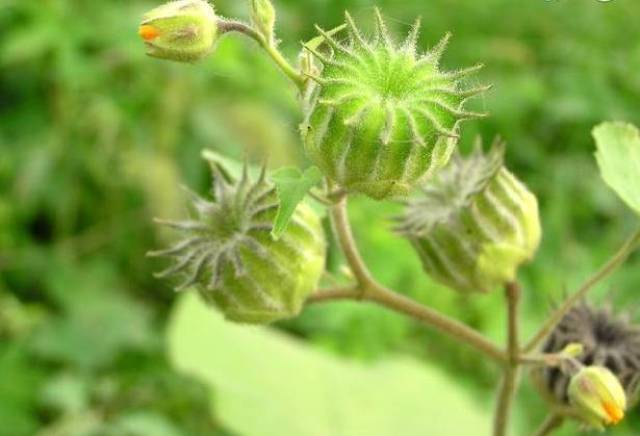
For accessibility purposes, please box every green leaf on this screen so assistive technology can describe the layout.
[270,166,323,240]
[593,122,640,216]
[29,260,154,369]
[39,373,89,415]
[109,412,183,436]
[168,294,490,436]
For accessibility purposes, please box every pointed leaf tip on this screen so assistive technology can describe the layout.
[270,166,323,240]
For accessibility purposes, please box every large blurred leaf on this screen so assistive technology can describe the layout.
[29,261,154,369]
[168,294,489,436]
[593,122,640,216]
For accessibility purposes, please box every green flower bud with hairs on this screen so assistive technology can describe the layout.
[569,366,627,430]
[139,0,219,63]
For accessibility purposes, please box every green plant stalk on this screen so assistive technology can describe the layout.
[524,228,640,353]
[493,282,522,436]
[329,196,376,289]
[533,414,564,436]
[218,20,305,89]
[309,196,507,364]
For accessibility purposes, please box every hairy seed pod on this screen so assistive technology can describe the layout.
[395,140,540,293]
[148,163,326,324]
[139,0,219,63]
[301,9,489,199]
[532,303,640,421]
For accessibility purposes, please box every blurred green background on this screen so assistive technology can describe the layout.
[2,0,640,435]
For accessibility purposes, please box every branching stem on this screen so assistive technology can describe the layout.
[493,282,522,436]
[309,195,507,364]
[524,228,640,353]
[218,20,305,89]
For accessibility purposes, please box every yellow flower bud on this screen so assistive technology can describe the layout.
[139,0,219,63]
[568,366,626,430]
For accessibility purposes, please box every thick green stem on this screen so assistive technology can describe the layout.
[493,282,522,436]
[524,228,640,353]
[218,20,305,89]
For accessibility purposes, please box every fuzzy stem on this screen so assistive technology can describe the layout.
[312,195,507,363]
[366,283,507,363]
[533,414,564,436]
[308,284,507,363]
[309,286,360,303]
[493,282,522,436]
[218,20,305,89]
[524,228,640,353]
[329,196,375,289]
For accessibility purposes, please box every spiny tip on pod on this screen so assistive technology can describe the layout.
[395,139,540,293]
[532,303,640,430]
[139,0,219,63]
[148,161,326,324]
[301,9,490,200]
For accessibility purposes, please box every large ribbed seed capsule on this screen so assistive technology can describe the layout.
[532,303,640,410]
[301,9,489,200]
[148,163,325,324]
[396,140,541,293]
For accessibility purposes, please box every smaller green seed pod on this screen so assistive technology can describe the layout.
[301,9,489,200]
[396,139,540,293]
[139,0,219,63]
[149,163,326,324]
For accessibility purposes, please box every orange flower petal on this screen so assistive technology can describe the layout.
[139,25,160,41]
[602,401,624,425]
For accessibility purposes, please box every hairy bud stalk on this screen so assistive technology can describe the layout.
[396,140,540,293]
[139,0,219,63]
[301,9,489,199]
[149,163,326,324]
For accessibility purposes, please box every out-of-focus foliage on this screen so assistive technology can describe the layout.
[594,122,640,216]
[1,0,639,435]
[169,293,489,436]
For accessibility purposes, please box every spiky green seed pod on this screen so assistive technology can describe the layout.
[532,303,640,422]
[396,140,541,293]
[139,0,219,63]
[301,9,489,200]
[148,164,325,324]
